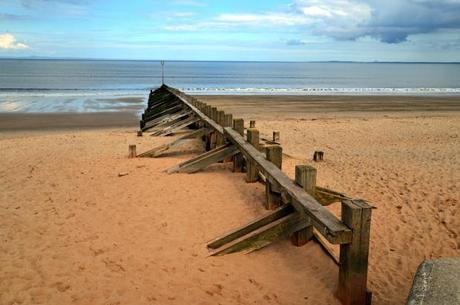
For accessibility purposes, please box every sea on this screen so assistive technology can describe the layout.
[0,59,459,113]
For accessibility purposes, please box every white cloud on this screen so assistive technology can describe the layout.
[164,0,460,44]
[0,34,29,49]
[216,13,312,26]
[165,13,312,32]
[295,0,372,37]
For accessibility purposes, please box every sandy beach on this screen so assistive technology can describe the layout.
[1,95,459,305]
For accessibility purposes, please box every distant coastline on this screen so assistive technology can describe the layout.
[0,57,459,64]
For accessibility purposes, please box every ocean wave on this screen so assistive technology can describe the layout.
[182,87,460,96]
[1,87,460,97]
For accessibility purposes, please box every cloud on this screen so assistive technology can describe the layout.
[0,13,30,21]
[293,0,460,43]
[216,13,311,26]
[165,13,312,32]
[20,0,88,16]
[165,0,460,44]
[0,34,29,49]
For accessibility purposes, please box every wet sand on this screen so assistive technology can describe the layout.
[0,112,138,132]
[198,95,460,119]
[1,95,459,305]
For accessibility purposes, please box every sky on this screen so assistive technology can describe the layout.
[0,0,460,61]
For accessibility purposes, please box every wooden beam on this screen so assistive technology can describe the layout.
[151,116,199,137]
[137,128,206,158]
[143,110,193,132]
[209,212,308,256]
[338,200,372,305]
[166,144,238,174]
[166,87,223,134]
[232,118,245,172]
[315,186,350,206]
[161,117,201,136]
[291,165,315,247]
[223,127,352,245]
[273,131,280,142]
[128,145,136,158]
[207,204,294,250]
[246,128,260,183]
[144,102,183,122]
[265,145,283,210]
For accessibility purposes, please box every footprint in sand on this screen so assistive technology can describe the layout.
[54,281,71,292]
[103,259,125,272]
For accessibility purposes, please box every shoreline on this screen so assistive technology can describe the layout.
[0,112,139,132]
[1,95,458,131]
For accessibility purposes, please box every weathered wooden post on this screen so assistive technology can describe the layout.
[224,114,233,128]
[273,131,280,142]
[265,145,283,209]
[291,165,316,246]
[246,128,259,183]
[211,107,217,122]
[232,118,245,172]
[223,114,233,161]
[250,120,256,128]
[128,145,137,158]
[217,110,225,145]
[338,199,372,305]
[210,107,218,149]
[313,151,324,162]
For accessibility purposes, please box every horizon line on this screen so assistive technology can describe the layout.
[0,56,459,64]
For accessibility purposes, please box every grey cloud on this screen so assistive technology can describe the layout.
[0,13,30,21]
[286,39,307,45]
[294,0,460,43]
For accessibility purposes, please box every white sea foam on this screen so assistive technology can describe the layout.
[0,87,459,98]
[182,87,460,96]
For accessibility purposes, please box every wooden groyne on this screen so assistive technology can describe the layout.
[137,85,373,305]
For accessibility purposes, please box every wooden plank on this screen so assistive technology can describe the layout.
[161,117,201,136]
[166,144,234,174]
[144,102,183,122]
[315,186,350,206]
[313,229,339,265]
[142,113,174,131]
[165,87,224,134]
[151,116,198,137]
[175,145,238,173]
[209,212,308,256]
[207,204,294,249]
[143,110,192,132]
[223,127,352,245]
[338,199,372,305]
[137,128,205,158]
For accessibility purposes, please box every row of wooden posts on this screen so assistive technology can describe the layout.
[135,85,373,305]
